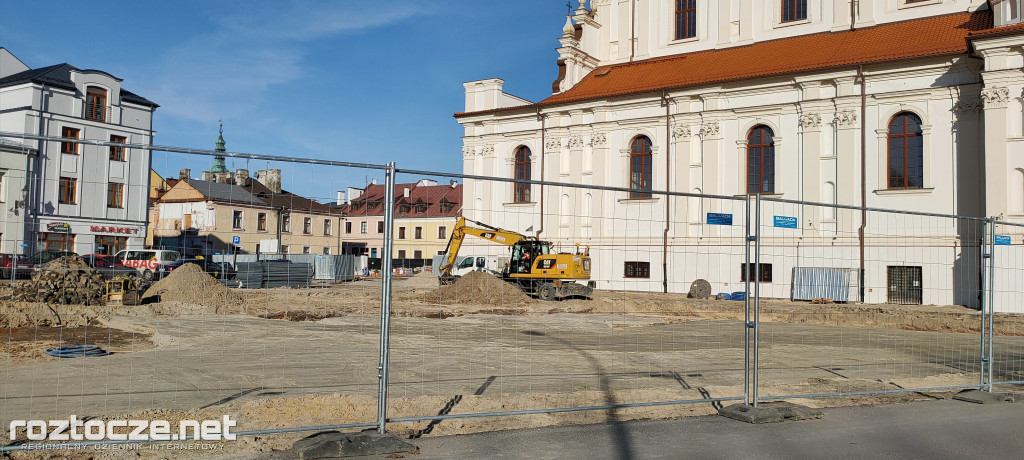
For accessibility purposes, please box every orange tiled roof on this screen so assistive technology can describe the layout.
[455,10,994,117]
[542,11,991,105]
[968,18,1024,38]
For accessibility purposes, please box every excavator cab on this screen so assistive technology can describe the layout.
[508,241,550,275]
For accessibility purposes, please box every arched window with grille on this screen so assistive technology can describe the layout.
[630,136,653,199]
[747,126,775,194]
[887,112,924,189]
[514,146,531,203]
[85,86,107,122]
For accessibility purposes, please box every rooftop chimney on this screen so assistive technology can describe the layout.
[404,188,410,198]
[346,186,363,204]
[179,169,191,181]
[337,191,344,206]
[235,169,250,186]
[256,169,282,194]
[201,171,212,181]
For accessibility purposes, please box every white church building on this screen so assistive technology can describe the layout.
[455,1,1024,311]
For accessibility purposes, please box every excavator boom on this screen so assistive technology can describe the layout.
[439,217,528,279]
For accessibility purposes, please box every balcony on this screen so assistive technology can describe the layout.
[83,104,111,123]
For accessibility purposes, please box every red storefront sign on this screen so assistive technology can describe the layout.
[90,226,141,235]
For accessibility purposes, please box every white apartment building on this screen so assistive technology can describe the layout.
[456,1,1024,311]
[0,48,157,256]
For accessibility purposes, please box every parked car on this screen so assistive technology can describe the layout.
[29,250,77,266]
[159,258,235,280]
[0,254,33,279]
[81,254,140,279]
[113,249,181,280]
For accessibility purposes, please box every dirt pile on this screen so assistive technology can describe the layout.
[142,263,243,308]
[12,256,106,305]
[435,271,531,305]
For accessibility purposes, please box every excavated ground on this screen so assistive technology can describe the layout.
[3,271,1023,459]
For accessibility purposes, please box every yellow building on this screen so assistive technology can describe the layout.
[152,168,342,256]
[391,182,462,260]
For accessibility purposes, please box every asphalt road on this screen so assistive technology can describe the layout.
[394,399,1024,460]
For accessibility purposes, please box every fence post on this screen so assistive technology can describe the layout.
[987,217,996,392]
[752,193,762,407]
[743,195,752,406]
[377,162,397,433]
[980,219,989,390]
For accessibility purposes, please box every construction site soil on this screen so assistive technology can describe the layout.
[141,263,246,307]
[3,271,1024,458]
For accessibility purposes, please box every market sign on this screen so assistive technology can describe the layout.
[46,222,71,233]
[91,226,141,235]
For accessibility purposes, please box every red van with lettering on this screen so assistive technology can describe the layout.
[114,250,181,280]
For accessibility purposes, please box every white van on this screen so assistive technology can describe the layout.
[114,249,181,280]
[435,254,509,279]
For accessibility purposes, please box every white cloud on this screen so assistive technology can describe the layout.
[136,0,431,123]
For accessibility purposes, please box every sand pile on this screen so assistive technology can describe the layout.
[436,271,531,305]
[142,263,243,307]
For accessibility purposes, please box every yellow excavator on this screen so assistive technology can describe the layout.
[438,217,595,300]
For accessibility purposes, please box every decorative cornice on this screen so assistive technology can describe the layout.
[481,145,495,156]
[981,86,1010,108]
[798,113,822,128]
[673,125,691,138]
[833,110,858,127]
[568,135,585,150]
[545,138,562,150]
[462,145,474,158]
[589,132,607,147]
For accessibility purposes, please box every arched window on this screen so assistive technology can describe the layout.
[887,112,923,189]
[630,136,653,199]
[514,146,531,203]
[747,126,775,194]
[85,86,107,122]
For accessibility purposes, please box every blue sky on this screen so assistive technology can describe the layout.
[0,0,572,201]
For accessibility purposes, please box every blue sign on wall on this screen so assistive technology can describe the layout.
[707,213,733,226]
[232,235,241,245]
[773,215,798,229]
[995,235,1012,246]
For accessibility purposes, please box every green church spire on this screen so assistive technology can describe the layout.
[211,120,228,173]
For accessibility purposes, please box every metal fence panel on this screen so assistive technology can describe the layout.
[384,173,751,427]
[753,197,986,401]
[792,267,853,302]
[991,221,1024,385]
[1,148,385,450]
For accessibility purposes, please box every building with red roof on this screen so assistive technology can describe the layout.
[454,1,1024,311]
[338,179,462,265]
